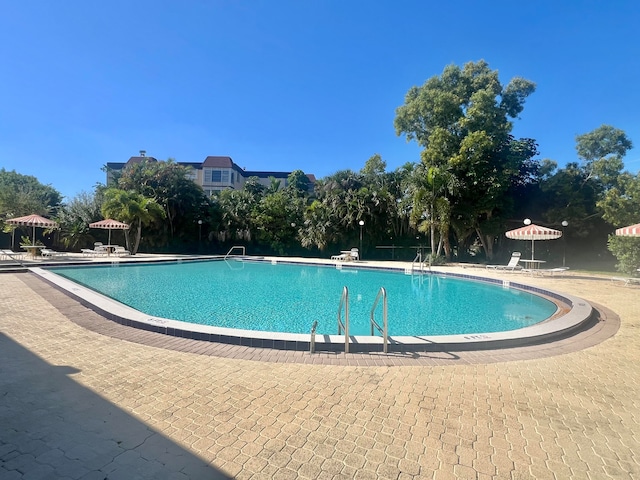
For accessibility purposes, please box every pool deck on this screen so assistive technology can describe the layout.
[1,254,639,478]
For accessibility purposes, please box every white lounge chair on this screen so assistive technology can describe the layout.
[529,267,570,277]
[486,252,522,271]
[113,246,130,256]
[611,276,640,286]
[349,248,360,261]
[331,251,350,261]
[41,248,65,258]
[1,249,25,261]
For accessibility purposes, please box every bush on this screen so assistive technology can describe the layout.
[607,235,640,275]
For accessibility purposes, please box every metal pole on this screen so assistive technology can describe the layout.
[561,220,568,267]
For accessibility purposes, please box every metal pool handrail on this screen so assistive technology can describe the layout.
[337,286,350,353]
[370,287,388,353]
[412,252,425,274]
[224,245,246,259]
[310,320,318,354]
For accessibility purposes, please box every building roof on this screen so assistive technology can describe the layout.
[202,156,234,168]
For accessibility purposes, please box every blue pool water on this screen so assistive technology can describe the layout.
[49,260,557,336]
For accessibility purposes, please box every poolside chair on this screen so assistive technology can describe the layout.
[331,251,350,261]
[113,246,130,256]
[611,276,640,286]
[349,248,360,261]
[486,252,522,271]
[41,248,65,258]
[531,267,570,277]
[1,249,26,261]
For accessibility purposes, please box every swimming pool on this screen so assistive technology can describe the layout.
[48,259,556,336]
[35,257,594,352]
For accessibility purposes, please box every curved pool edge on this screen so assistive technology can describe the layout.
[29,260,596,353]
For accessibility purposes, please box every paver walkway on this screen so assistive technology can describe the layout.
[1,262,639,479]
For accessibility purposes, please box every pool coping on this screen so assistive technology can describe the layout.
[30,257,595,353]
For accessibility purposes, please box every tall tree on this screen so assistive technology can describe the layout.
[0,168,62,222]
[394,60,537,259]
[117,159,209,243]
[0,169,63,247]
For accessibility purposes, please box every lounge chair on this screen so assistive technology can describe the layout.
[611,276,640,286]
[113,246,130,256]
[349,248,360,261]
[331,251,351,261]
[1,249,25,261]
[41,248,65,258]
[486,252,522,271]
[531,267,570,277]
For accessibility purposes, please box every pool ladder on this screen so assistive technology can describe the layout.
[370,287,388,353]
[337,287,350,353]
[224,245,246,259]
[335,286,389,354]
[410,251,430,275]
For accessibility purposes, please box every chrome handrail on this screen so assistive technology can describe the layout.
[310,320,318,354]
[411,252,423,274]
[224,245,246,259]
[369,287,388,353]
[337,286,350,353]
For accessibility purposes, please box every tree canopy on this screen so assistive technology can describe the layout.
[394,60,539,259]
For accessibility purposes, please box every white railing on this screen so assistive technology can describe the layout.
[310,320,318,354]
[369,287,388,353]
[337,286,350,353]
[224,245,246,259]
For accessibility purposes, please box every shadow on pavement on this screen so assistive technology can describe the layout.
[0,333,231,480]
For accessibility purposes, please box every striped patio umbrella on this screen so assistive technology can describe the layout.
[6,214,59,245]
[89,219,130,246]
[505,223,562,260]
[615,223,640,237]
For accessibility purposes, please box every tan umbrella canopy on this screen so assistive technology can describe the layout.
[6,214,59,245]
[615,223,640,237]
[505,223,562,260]
[89,219,130,246]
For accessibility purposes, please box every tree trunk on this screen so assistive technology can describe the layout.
[132,219,142,254]
[475,226,493,261]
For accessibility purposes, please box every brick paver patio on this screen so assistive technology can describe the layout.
[1,261,639,479]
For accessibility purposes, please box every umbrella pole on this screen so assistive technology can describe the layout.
[531,239,535,260]
[32,226,36,245]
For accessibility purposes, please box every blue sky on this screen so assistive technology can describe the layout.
[1,0,639,201]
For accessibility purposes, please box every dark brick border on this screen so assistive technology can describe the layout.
[18,272,620,366]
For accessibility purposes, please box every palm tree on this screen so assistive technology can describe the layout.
[101,189,165,254]
[409,164,457,260]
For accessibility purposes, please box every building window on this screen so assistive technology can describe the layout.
[204,169,231,184]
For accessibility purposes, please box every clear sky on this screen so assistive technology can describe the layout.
[1,0,639,201]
